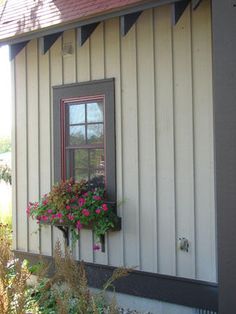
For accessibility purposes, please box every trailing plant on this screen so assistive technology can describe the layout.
[27,179,120,247]
[0,164,12,185]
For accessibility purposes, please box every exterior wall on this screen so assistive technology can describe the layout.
[12,1,216,283]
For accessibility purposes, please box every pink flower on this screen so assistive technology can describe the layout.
[43,199,48,206]
[59,219,64,223]
[47,209,53,214]
[26,206,31,216]
[93,195,101,201]
[83,192,88,197]
[66,205,70,210]
[76,220,82,230]
[95,209,101,214]
[78,198,86,207]
[67,213,74,221]
[102,204,108,211]
[93,244,100,251]
[57,213,63,219]
[82,209,90,217]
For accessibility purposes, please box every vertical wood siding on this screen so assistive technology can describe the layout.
[12,1,216,282]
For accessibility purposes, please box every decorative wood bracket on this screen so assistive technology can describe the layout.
[78,22,100,46]
[9,41,29,60]
[120,11,142,36]
[172,0,190,25]
[56,225,69,246]
[40,32,63,54]
[192,0,202,10]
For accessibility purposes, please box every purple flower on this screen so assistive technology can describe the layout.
[93,244,100,251]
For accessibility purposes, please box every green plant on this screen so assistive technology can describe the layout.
[0,164,11,185]
[0,222,131,314]
[27,179,120,246]
[0,136,11,154]
[29,241,130,314]
[0,223,31,314]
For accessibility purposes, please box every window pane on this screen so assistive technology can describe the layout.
[69,125,85,145]
[90,149,104,170]
[69,103,85,124]
[87,102,103,123]
[89,170,105,188]
[87,124,103,144]
[75,168,88,182]
[89,149,105,188]
[74,149,88,169]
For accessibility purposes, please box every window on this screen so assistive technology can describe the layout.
[53,79,116,202]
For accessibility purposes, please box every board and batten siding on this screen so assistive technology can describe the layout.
[12,1,216,282]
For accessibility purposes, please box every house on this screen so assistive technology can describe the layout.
[0,0,235,313]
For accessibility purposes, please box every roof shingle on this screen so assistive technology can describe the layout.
[0,0,148,43]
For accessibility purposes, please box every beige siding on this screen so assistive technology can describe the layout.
[27,40,40,253]
[13,1,216,282]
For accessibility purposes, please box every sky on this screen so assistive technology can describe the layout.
[0,45,11,138]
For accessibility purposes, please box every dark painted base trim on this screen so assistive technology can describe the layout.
[13,250,218,312]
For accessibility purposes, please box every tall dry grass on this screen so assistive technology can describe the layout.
[0,181,12,227]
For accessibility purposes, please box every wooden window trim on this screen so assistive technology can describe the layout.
[53,79,116,202]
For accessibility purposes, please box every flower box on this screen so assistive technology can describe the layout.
[27,179,121,251]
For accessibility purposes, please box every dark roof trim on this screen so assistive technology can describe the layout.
[120,11,143,36]
[13,250,218,312]
[0,0,184,46]
[172,0,190,25]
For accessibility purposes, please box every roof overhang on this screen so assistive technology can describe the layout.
[0,0,202,46]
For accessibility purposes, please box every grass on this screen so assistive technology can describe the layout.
[0,181,12,227]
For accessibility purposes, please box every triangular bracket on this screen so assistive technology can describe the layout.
[172,0,190,25]
[40,32,63,54]
[9,41,29,61]
[120,11,142,36]
[78,22,100,46]
[192,0,203,10]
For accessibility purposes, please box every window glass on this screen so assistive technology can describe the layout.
[87,124,103,144]
[87,102,103,123]
[65,99,105,188]
[69,103,85,124]
[69,125,86,145]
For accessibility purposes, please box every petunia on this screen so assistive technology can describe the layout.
[76,220,82,230]
[93,195,101,201]
[95,209,101,214]
[78,198,86,207]
[67,213,74,221]
[47,209,53,214]
[82,209,90,217]
[102,204,108,211]
[66,205,70,210]
[93,244,100,251]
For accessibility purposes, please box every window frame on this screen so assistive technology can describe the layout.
[53,79,116,202]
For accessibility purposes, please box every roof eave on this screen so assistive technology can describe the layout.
[0,0,182,46]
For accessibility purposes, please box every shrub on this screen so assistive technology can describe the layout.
[0,223,130,313]
[0,164,12,185]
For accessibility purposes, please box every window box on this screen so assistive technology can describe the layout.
[27,179,121,251]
